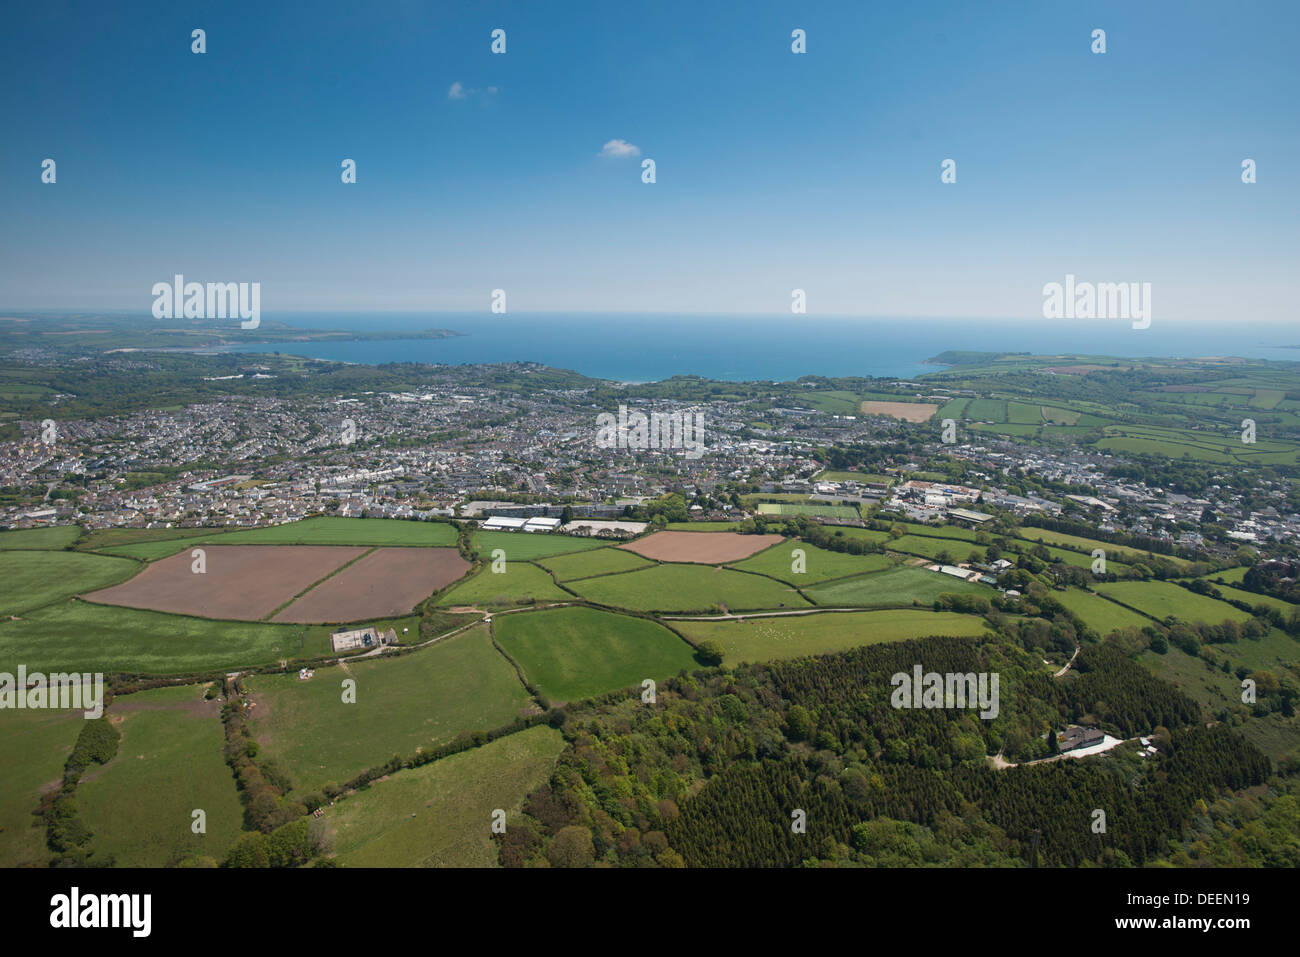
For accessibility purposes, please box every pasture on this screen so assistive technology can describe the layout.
[245,626,532,797]
[804,565,992,608]
[674,609,988,665]
[535,546,652,581]
[324,725,564,867]
[472,530,607,561]
[435,562,572,608]
[1093,581,1255,625]
[77,684,243,867]
[731,542,894,585]
[0,708,82,868]
[0,550,138,616]
[494,606,697,703]
[0,525,81,550]
[569,563,809,612]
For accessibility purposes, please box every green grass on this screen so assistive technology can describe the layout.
[0,708,83,867]
[814,470,893,484]
[78,684,244,867]
[79,526,220,550]
[1201,566,1249,584]
[89,539,207,561]
[568,563,810,612]
[730,542,894,585]
[1052,588,1152,635]
[804,565,993,608]
[1093,581,1255,625]
[0,601,341,675]
[435,563,572,608]
[888,535,987,563]
[0,526,81,550]
[472,530,608,560]
[0,550,139,616]
[245,626,533,797]
[212,517,457,546]
[1194,582,1296,616]
[756,502,861,521]
[674,609,988,665]
[534,547,652,581]
[495,606,698,703]
[1016,528,1193,569]
[325,725,565,867]
[664,522,746,532]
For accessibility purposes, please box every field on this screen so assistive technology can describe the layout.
[494,606,698,703]
[731,542,894,585]
[1195,582,1296,617]
[472,530,608,560]
[0,601,341,675]
[324,725,564,867]
[1093,581,1255,625]
[1051,587,1152,635]
[756,502,861,521]
[535,546,652,581]
[77,684,244,867]
[435,562,572,608]
[859,400,937,422]
[0,525,81,550]
[570,563,809,612]
[83,545,368,620]
[619,530,784,564]
[273,547,469,623]
[887,535,986,563]
[0,708,82,868]
[814,470,893,485]
[1016,528,1194,569]
[211,517,457,547]
[673,609,988,665]
[245,626,532,796]
[0,549,138,616]
[804,565,992,608]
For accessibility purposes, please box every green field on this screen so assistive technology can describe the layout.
[814,471,893,485]
[1016,528,1193,569]
[325,725,565,867]
[756,502,861,521]
[494,606,698,703]
[1202,566,1249,584]
[0,601,340,675]
[534,547,652,581]
[1051,587,1152,635]
[887,535,987,563]
[730,542,894,585]
[1194,582,1296,617]
[472,530,608,560]
[674,609,988,665]
[664,522,747,532]
[78,684,244,867]
[1094,581,1255,625]
[0,708,82,867]
[0,525,81,550]
[0,550,139,616]
[212,517,457,546]
[569,563,809,612]
[804,565,993,608]
[246,626,533,797]
[435,562,572,608]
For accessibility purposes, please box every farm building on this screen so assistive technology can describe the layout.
[330,626,397,653]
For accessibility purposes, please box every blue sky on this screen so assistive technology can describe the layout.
[1,0,1296,321]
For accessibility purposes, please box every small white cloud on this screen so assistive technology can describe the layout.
[600,138,641,159]
[448,82,498,102]
[447,81,466,100]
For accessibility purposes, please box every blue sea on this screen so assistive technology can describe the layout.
[226,313,1300,382]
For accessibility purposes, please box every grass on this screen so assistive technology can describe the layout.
[0,550,139,616]
[494,606,698,703]
[568,563,810,612]
[755,502,861,521]
[1051,587,1152,635]
[673,609,989,665]
[1016,528,1194,569]
[534,547,652,581]
[472,530,608,560]
[435,562,572,608]
[78,684,244,867]
[325,725,565,867]
[664,522,746,532]
[804,565,993,608]
[1202,566,1249,584]
[245,626,533,797]
[888,535,987,563]
[0,601,341,675]
[0,708,82,867]
[0,526,81,550]
[730,542,894,585]
[1093,581,1255,625]
[211,517,457,546]
[1194,582,1296,616]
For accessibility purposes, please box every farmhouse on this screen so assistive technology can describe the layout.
[1058,725,1105,753]
[330,626,396,653]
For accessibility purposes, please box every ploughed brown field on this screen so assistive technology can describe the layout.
[273,547,470,623]
[858,400,938,422]
[82,545,368,621]
[618,531,784,564]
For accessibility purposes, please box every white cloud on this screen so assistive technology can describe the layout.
[448,82,498,101]
[599,138,641,159]
[447,81,466,100]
